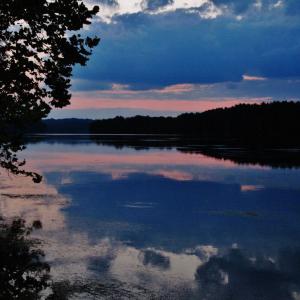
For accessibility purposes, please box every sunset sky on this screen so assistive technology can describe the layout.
[50,0,300,119]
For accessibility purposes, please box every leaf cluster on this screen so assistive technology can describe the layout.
[0,0,100,125]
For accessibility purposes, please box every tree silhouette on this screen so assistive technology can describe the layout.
[90,101,300,146]
[0,0,100,125]
[0,0,100,181]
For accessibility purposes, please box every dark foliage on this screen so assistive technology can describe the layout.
[0,0,100,181]
[31,118,93,134]
[0,217,50,299]
[90,101,300,146]
[0,0,99,125]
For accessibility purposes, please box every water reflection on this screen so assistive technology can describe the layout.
[30,134,300,169]
[0,217,51,299]
[1,135,300,299]
[195,247,300,300]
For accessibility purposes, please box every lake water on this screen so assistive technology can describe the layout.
[1,135,300,299]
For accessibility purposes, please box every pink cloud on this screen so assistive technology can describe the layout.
[243,75,267,81]
[156,84,197,94]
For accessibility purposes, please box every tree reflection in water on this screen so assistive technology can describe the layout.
[0,135,42,183]
[0,217,52,299]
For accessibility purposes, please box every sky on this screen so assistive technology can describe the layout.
[50,0,300,119]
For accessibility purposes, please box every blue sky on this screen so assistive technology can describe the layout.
[50,0,300,118]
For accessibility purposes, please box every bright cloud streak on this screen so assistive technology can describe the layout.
[243,75,267,81]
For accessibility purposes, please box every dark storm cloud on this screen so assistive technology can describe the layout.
[75,8,300,90]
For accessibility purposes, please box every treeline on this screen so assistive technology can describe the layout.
[30,119,92,134]
[90,101,300,145]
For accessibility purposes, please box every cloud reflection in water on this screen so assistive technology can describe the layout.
[0,138,300,298]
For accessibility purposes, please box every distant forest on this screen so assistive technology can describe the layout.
[90,102,300,145]
[32,102,300,146]
[31,119,92,134]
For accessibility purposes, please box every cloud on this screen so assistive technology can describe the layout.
[195,247,300,300]
[71,77,300,100]
[74,4,300,91]
[211,0,254,13]
[93,0,118,6]
[69,0,300,118]
[64,76,300,118]
[143,0,174,11]
[87,0,290,20]
[141,249,171,269]
[88,0,215,19]
[242,75,267,81]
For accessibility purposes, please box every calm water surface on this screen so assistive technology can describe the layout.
[1,135,300,299]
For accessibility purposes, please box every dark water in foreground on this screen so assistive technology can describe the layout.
[1,135,300,299]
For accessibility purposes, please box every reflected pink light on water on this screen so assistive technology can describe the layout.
[240,185,264,192]
[27,151,236,169]
[24,149,267,174]
[103,168,195,181]
[0,175,68,231]
[153,169,194,181]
